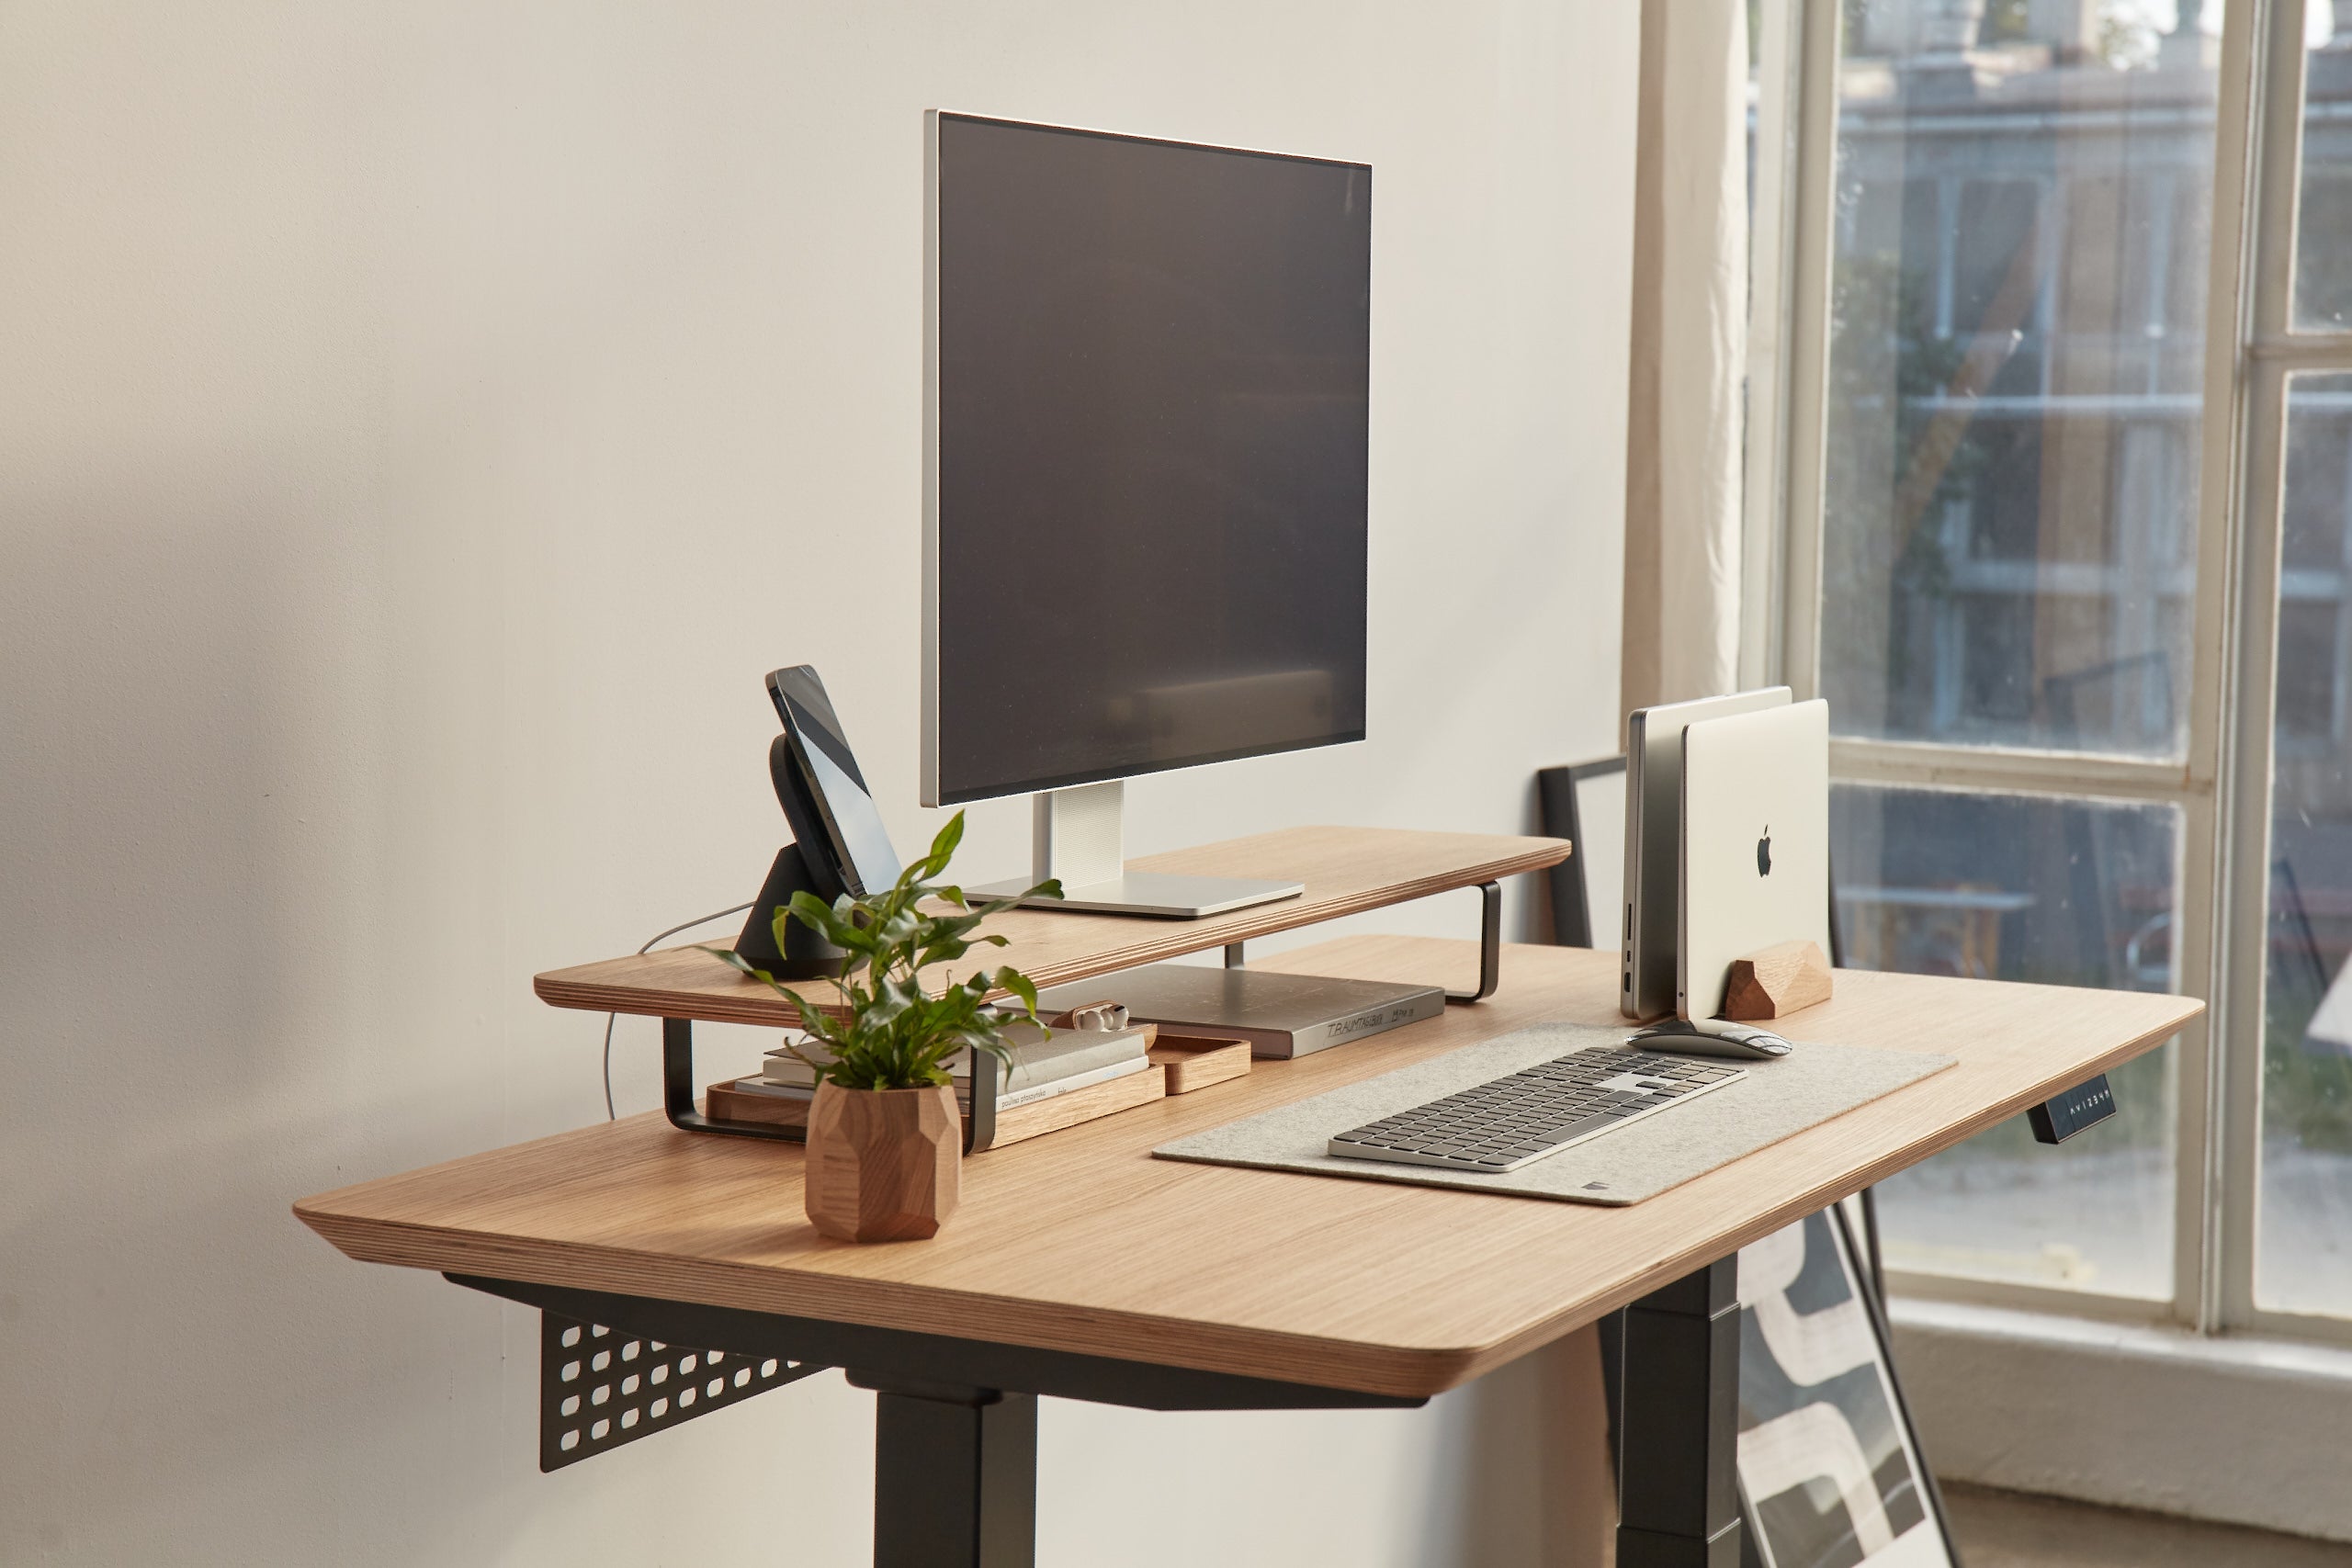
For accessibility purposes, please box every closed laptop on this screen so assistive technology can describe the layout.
[1678,699,1832,1020]
[1623,686,1792,1019]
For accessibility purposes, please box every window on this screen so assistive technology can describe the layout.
[1836,784,2179,1299]
[2255,378,2352,1316]
[1761,0,2352,1338]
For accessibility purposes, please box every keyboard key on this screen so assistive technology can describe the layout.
[1539,1113,1616,1142]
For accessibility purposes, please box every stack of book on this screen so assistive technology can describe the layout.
[731,1020,1155,1113]
[705,1010,1169,1146]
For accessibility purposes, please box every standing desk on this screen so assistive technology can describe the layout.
[295,828,2199,1568]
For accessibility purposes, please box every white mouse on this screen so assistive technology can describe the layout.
[1626,1016,1794,1060]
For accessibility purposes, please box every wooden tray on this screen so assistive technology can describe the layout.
[1148,1031,1253,1094]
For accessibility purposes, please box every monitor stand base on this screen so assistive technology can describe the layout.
[971,779,1306,918]
[967,871,1304,919]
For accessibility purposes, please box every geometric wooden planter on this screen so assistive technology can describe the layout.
[803,1081,962,1243]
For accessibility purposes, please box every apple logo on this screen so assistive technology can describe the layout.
[1756,826,1772,877]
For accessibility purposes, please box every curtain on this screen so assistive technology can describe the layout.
[1621,0,1749,722]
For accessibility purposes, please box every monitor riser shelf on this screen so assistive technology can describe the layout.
[535,826,1566,1153]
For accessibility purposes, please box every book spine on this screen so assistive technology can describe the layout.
[989,1056,1150,1111]
[1000,1032,1149,1091]
[730,1078,813,1100]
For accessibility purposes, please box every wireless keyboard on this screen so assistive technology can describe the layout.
[1326,1046,1746,1173]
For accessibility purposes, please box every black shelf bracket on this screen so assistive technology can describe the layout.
[661,1015,797,1143]
[662,1014,1004,1153]
[1445,880,1503,1003]
[1218,877,1501,1005]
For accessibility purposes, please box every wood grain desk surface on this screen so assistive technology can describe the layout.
[298,937,2199,1399]
[531,825,1568,1024]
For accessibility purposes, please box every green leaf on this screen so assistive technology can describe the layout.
[962,878,1062,923]
[991,966,1041,1020]
[782,890,852,949]
[774,1035,832,1078]
[726,810,1057,1091]
[920,811,967,880]
[697,943,776,987]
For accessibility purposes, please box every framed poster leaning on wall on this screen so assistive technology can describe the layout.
[1736,1205,1961,1568]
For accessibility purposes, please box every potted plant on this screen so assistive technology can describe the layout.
[707,811,1058,1242]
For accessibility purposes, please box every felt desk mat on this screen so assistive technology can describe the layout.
[1151,1021,1954,1206]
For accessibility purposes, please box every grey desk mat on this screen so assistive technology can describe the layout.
[1152,1021,1954,1206]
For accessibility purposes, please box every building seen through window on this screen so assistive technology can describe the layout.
[1804,0,2352,1311]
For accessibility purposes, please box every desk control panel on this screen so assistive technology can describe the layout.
[2028,1073,2117,1145]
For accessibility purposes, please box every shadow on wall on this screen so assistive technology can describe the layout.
[1408,1325,1617,1567]
[0,491,554,1561]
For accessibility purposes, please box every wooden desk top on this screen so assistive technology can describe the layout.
[532,825,1569,1025]
[299,937,2199,1398]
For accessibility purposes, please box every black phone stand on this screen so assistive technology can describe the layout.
[734,843,849,979]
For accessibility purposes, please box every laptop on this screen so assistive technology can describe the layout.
[1678,699,1832,1020]
[1622,687,1792,1019]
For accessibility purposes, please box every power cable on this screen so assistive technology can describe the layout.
[602,901,754,1120]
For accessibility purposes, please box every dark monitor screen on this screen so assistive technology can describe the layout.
[928,113,1370,807]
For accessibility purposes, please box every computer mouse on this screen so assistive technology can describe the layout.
[1626,1017,1794,1059]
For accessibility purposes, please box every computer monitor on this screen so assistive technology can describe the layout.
[922,112,1372,915]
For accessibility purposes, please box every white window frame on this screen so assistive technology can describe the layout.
[1755,0,2352,1345]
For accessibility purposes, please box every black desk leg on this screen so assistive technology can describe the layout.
[1616,1257,1743,1568]
[857,1375,1037,1568]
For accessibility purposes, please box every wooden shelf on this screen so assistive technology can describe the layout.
[533,825,1569,1026]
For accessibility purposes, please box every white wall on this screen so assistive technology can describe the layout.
[0,3,1636,1563]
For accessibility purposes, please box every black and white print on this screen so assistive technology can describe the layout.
[1736,1211,1953,1568]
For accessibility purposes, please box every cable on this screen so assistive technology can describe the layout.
[604,900,755,1120]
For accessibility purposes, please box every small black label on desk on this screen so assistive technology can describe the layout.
[2029,1074,2117,1145]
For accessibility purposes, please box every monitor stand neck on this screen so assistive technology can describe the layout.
[1032,779,1127,888]
[968,779,1305,919]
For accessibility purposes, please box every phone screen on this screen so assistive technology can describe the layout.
[767,668,904,898]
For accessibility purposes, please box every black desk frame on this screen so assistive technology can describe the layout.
[458,1273,1424,1568]
[453,1245,1736,1568]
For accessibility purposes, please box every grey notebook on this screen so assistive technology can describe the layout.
[1035,965,1444,1059]
[1152,1021,1953,1205]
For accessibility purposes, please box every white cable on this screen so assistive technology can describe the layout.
[604,901,755,1120]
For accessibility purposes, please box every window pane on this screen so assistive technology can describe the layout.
[1822,3,2221,757]
[2255,374,2352,1318]
[2293,20,2352,328]
[1835,784,2178,1300]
